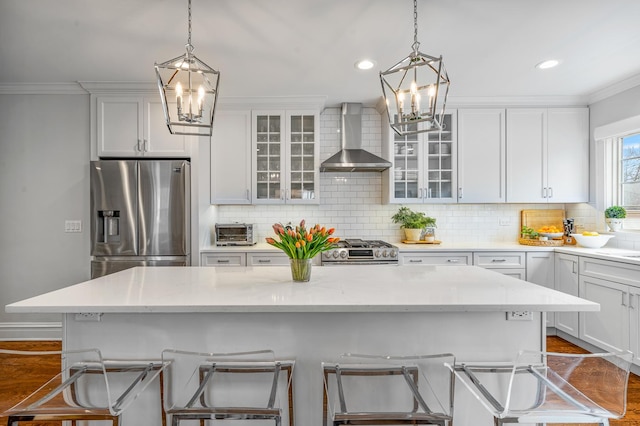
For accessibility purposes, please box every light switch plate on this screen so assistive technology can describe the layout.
[65,220,82,233]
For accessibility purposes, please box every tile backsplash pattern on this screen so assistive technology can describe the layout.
[566,203,640,250]
[214,106,572,244]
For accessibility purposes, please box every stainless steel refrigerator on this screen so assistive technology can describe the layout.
[90,160,191,278]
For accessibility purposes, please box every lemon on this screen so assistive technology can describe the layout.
[582,231,599,236]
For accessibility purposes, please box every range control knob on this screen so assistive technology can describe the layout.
[389,249,398,258]
[382,250,389,258]
[332,251,339,259]
[339,250,348,259]
[374,250,381,258]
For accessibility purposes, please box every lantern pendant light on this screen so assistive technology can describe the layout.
[380,0,450,136]
[155,0,220,136]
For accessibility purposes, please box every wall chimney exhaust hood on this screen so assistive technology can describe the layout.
[320,103,392,172]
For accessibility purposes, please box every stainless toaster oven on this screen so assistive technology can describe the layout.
[215,223,256,246]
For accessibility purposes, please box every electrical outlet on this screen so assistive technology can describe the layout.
[499,218,510,226]
[74,313,102,322]
[506,311,533,321]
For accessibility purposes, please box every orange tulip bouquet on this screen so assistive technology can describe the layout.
[266,220,339,259]
[266,220,339,281]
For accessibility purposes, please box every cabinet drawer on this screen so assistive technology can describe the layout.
[474,252,525,269]
[580,257,640,287]
[486,268,526,280]
[247,253,290,266]
[201,253,246,267]
[400,252,472,266]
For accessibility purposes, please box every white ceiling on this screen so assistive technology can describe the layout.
[2,0,640,107]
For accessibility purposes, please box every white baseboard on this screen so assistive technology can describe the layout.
[0,322,62,340]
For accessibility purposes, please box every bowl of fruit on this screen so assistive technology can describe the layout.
[571,232,615,248]
[537,225,564,239]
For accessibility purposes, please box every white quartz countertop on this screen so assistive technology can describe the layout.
[6,265,598,314]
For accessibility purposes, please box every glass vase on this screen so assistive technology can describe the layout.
[290,258,313,282]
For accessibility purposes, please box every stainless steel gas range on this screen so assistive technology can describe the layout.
[321,239,399,265]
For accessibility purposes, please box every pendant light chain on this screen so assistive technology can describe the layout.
[187,0,192,49]
[412,0,420,53]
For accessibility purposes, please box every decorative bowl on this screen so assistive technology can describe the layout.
[539,232,564,239]
[571,233,615,249]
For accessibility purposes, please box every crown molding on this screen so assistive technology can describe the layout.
[587,73,640,105]
[446,95,589,108]
[0,83,88,95]
[78,81,157,94]
[218,95,327,110]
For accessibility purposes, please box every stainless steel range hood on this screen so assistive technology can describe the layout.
[320,103,391,172]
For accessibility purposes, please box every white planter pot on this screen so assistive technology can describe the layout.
[404,228,423,241]
[605,218,624,232]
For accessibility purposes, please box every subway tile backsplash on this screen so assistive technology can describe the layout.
[213,107,640,247]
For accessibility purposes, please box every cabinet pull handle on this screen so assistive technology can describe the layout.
[217,259,230,263]
[458,187,463,199]
[630,294,635,310]
[246,189,250,201]
[491,259,507,263]
[622,292,628,307]
[409,259,423,263]
[143,139,148,152]
[447,259,459,263]
[548,187,553,198]
[258,259,271,263]
[137,139,142,151]
[418,188,423,199]
[542,187,547,198]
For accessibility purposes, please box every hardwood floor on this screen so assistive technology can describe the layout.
[0,338,639,425]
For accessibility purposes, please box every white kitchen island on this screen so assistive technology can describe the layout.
[6,265,598,426]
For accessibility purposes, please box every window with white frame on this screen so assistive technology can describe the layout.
[604,133,640,229]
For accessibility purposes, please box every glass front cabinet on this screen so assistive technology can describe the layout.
[382,111,457,203]
[251,110,320,204]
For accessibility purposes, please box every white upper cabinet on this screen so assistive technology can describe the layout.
[506,108,588,203]
[251,110,320,204]
[96,96,190,158]
[382,112,457,204]
[457,109,506,203]
[210,110,252,204]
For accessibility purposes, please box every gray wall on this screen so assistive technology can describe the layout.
[0,94,90,335]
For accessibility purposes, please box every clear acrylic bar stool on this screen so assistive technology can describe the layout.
[0,348,166,426]
[322,352,455,426]
[161,349,295,426]
[448,350,633,426]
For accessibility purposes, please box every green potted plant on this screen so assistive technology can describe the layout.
[604,206,626,232]
[391,207,437,241]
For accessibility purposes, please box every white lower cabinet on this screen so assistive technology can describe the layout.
[578,257,640,362]
[474,251,525,279]
[553,253,579,336]
[526,252,556,328]
[579,275,630,353]
[400,252,472,266]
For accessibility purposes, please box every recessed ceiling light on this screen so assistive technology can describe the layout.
[535,59,559,69]
[355,59,375,70]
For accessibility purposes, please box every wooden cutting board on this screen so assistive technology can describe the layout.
[520,209,565,232]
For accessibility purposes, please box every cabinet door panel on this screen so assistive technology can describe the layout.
[554,253,579,336]
[546,108,588,202]
[629,289,640,366]
[457,109,505,203]
[506,109,546,202]
[527,252,556,328]
[579,275,629,353]
[97,97,143,156]
[211,110,252,204]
